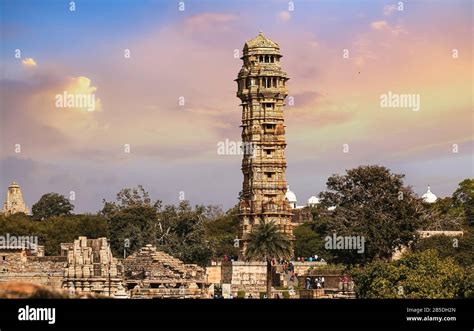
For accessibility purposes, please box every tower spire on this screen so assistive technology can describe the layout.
[236,33,293,258]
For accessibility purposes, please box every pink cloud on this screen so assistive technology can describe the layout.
[278,11,291,22]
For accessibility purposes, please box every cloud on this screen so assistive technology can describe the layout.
[371,20,388,30]
[370,20,405,35]
[58,76,103,112]
[278,11,291,22]
[21,57,37,68]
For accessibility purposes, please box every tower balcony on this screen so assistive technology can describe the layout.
[251,182,288,190]
[261,134,286,143]
[258,87,287,96]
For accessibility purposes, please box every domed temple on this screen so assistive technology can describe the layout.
[236,32,294,257]
[422,185,438,203]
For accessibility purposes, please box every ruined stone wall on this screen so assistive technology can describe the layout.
[221,261,267,296]
[205,263,222,284]
[123,245,208,299]
[0,250,65,288]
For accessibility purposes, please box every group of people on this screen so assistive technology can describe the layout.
[304,276,325,290]
[222,255,325,263]
[223,254,238,262]
[296,255,325,262]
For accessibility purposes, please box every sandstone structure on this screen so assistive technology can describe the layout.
[2,181,29,215]
[123,245,208,298]
[236,32,293,257]
[206,260,327,298]
[62,236,126,297]
[0,247,64,288]
[0,238,212,298]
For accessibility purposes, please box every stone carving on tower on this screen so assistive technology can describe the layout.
[236,32,294,257]
[2,181,29,215]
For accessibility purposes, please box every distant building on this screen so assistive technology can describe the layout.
[285,186,298,209]
[2,181,29,215]
[307,196,320,207]
[422,186,438,203]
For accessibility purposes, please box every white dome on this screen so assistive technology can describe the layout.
[285,186,297,203]
[327,206,336,211]
[307,196,320,205]
[422,186,437,203]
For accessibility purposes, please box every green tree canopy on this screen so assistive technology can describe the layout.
[204,204,239,259]
[351,250,465,298]
[453,178,474,226]
[101,185,161,258]
[319,165,423,264]
[32,193,74,220]
[156,201,213,266]
[0,213,107,255]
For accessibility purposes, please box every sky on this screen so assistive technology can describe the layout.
[0,0,472,213]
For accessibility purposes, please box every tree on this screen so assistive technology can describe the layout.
[36,214,108,255]
[459,265,474,298]
[351,250,465,298]
[101,186,161,257]
[245,221,292,299]
[157,201,213,266]
[319,165,423,264]
[412,233,474,269]
[293,206,338,261]
[293,223,321,258]
[0,212,107,255]
[205,204,239,260]
[32,193,74,220]
[453,179,474,226]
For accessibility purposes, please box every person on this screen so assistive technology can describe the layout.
[321,276,325,288]
[248,294,253,299]
[342,276,347,294]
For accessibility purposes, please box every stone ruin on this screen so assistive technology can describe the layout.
[0,237,210,298]
[123,244,209,298]
[62,236,127,297]
[0,247,65,289]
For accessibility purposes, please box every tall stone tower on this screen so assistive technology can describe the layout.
[236,32,293,257]
[2,181,29,215]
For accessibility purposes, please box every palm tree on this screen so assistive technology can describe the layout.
[245,221,293,299]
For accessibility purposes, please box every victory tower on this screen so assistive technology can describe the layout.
[236,32,293,257]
